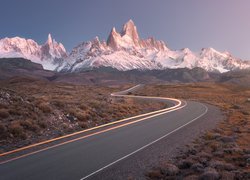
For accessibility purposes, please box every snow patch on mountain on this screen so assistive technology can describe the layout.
[1,20,250,73]
[0,34,67,70]
[59,19,250,73]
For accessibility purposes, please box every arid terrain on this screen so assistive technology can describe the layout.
[1,75,250,179]
[0,78,166,153]
[1,2,250,180]
[133,83,250,179]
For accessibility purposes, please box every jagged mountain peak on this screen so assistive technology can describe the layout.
[200,47,229,59]
[125,19,135,25]
[0,35,67,70]
[111,27,117,33]
[121,19,140,47]
[64,20,250,73]
[121,19,140,43]
[45,33,59,47]
[47,33,53,44]
[107,27,122,50]
[1,20,250,73]
[93,36,100,43]
[201,47,219,54]
[181,48,192,53]
[122,19,136,30]
[106,20,169,51]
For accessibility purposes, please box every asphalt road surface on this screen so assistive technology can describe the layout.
[0,85,220,180]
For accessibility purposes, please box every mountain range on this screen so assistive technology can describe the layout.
[1,57,250,86]
[0,34,67,70]
[0,20,250,73]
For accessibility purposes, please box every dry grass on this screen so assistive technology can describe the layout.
[136,83,250,179]
[0,109,9,118]
[0,78,165,152]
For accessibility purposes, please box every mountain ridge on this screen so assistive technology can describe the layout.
[1,57,250,87]
[0,20,250,73]
[62,19,250,73]
[0,34,67,70]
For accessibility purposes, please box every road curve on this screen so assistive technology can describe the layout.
[0,85,210,180]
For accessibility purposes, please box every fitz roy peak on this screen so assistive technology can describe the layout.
[61,19,250,73]
[0,34,67,70]
[0,20,250,73]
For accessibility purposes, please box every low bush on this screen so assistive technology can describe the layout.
[20,119,39,132]
[37,103,52,113]
[52,100,65,108]
[79,122,88,129]
[75,112,90,121]
[0,123,7,136]
[0,80,166,152]
[8,108,22,116]
[0,109,9,118]
[8,121,27,139]
[0,103,7,109]
[79,104,88,110]
[38,121,47,128]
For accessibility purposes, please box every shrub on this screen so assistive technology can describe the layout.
[20,119,39,132]
[74,112,84,121]
[232,104,240,109]
[204,132,215,140]
[76,112,90,121]
[79,122,88,129]
[0,123,7,136]
[8,108,22,116]
[0,109,10,118]
[89,100,100,109]
[61,123,68,129]
[52,100,65,108]
[38,121,47,128]
[9,121,27,139]
[146,169,163,179]
[38,103,52,113]
[68,108,77,116]
[0,103,7,109]
[79,104,88,110]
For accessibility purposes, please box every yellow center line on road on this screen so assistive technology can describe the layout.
[0,101,186,165]
[0,85,183,164]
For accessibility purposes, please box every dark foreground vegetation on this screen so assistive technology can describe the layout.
[0,78,165,152]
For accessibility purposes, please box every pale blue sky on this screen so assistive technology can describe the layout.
[1,0,250,59]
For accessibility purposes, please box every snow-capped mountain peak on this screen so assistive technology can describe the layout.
[121,19,140,46]
[42,33,67,59]
[0,34,67,70]
[200,47,228,59]
[47,33,53,45]
[107,20,141,50]
[107,27,122,50]
[61,19,250,73]
[1,20,250,73]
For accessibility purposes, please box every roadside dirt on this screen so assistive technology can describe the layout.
[136,83,250,179]
[0,78,166,152]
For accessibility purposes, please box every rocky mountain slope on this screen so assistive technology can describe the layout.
[0,34,67,70]
[0,20,250,73]
[0,58,212,84]
[60,20,250,73]
[0,58,55,80]
[1,57,250,87]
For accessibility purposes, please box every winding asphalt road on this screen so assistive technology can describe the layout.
[0,85,215,180]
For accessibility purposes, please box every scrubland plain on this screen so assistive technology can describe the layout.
[135,83,250,179]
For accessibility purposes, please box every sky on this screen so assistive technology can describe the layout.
[1,0,250,59]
